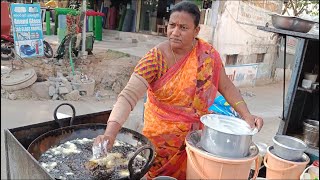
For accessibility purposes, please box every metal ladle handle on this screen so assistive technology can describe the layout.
[128,145,155,180]
[53,103,76,127]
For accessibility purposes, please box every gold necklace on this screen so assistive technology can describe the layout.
[170,40,195,64]
[170,44,177,64]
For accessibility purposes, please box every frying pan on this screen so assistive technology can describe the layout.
[27,103,155,180]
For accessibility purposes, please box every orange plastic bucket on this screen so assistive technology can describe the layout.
[264,146,310,179]
[186,141,260,179]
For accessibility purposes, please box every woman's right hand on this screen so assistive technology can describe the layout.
[93,134,116,152]
[93,121,122,152]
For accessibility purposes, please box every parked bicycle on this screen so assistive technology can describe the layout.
[1,34,53,60]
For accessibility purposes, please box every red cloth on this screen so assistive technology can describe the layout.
[86,10,104,16]
[1,2,11,35]
[108,7,117,30]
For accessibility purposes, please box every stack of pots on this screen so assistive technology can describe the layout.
[304,73,318,83]
[303,119,319,148]
[264,135,310,179]
[185,114,260,179]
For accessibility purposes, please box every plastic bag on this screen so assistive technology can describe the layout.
[92,140,108,160]
[208,95,239,117]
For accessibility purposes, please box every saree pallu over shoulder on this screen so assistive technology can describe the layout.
[143,39,222,179]
[147,39,222,123]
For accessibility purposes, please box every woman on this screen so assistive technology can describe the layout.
[94,1,263,179]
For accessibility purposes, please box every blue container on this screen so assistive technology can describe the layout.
[58,15,66,29]
[307,153,319,164]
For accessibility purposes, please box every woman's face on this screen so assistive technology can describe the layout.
[167,11,200,49]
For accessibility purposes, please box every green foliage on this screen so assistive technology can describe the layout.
[193,0,203,7]
[282,0,319,16]
[182,0,202,8]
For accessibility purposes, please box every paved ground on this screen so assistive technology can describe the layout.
[45,30,167,58]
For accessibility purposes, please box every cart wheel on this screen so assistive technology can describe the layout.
[43,40,53,58]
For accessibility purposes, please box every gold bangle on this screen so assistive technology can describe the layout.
[234,100,245,107]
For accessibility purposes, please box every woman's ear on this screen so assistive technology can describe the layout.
[194,26,200,37]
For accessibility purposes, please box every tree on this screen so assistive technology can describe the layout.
[282,0,319,16]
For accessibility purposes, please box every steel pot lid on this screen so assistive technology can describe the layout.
[186,130,259,160]
[200,114,258,136]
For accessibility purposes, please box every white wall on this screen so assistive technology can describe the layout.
[190,0,282,86]
[214,1,278,58]
[198,24,213,43]
[198,1,284,86]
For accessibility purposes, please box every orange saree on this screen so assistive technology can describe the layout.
[141,39,222,179]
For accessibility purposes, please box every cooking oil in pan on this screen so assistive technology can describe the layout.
[38,138,147,179]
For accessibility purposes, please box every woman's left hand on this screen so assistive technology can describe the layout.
[243,114,264,131]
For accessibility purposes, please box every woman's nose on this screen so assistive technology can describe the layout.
[171,26,180,36]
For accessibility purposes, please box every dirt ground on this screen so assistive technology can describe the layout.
[1,48,140,101]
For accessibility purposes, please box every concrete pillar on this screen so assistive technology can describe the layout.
[210,0,220,44]
[135,0,142,32]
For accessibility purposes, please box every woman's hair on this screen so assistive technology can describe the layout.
[170,1,201,27]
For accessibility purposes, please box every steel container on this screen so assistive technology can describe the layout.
[270,14,317,33]
[153,176,177,180]
[199,114,257,158]
[303,119,319,147]
[186,130,259,160]
[272,135,307,161]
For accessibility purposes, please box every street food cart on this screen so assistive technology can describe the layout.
[257,26,319,161]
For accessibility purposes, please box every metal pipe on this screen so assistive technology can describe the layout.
[81,0,87,56]
[282,35,287,120]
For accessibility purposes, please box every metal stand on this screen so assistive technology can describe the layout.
[257,26,319,157]
[282,35,287,121]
